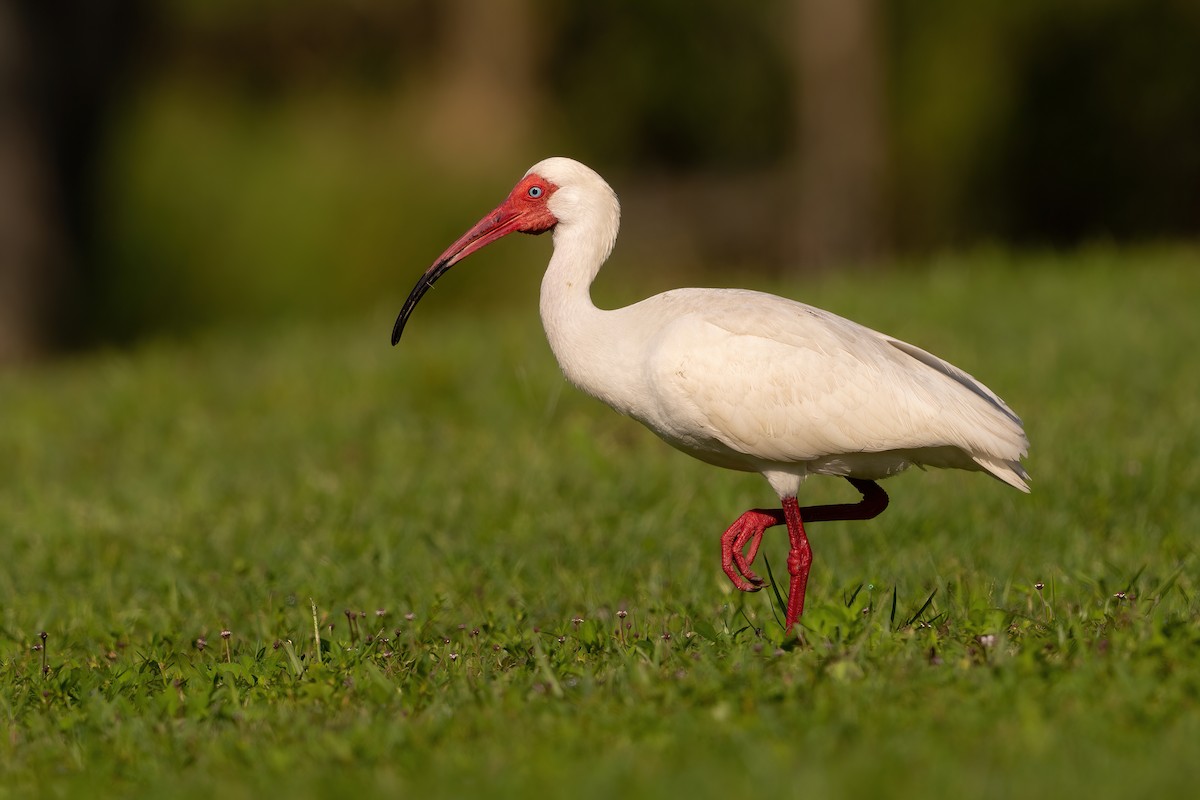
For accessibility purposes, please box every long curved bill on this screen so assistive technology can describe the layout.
[390,203,525,346]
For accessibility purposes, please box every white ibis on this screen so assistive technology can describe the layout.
[392,157,1029,634]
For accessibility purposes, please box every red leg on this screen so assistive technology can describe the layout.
[781,496,812,631]
[717,478,890,632]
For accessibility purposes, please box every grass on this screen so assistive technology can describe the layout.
[2,246,1199,798]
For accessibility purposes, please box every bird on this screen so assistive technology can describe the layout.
[392,157,1029,635]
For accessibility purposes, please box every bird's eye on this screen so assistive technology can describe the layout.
[527,185,543,199]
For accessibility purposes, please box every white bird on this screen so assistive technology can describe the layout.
[392,157,1029,634]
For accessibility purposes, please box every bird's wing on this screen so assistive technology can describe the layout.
[641,290,1028,470]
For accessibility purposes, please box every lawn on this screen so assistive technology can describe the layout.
[1,246,1198,798]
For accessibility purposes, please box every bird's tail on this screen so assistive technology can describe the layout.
[973,455,1031,493]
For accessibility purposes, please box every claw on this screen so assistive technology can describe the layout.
[731,524,765,586]
[719,509,784,592]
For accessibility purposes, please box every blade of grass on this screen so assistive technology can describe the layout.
[904,589,938,627]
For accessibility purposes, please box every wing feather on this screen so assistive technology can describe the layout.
[638,289,1028,484]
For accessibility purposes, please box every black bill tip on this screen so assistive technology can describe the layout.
[391,259,453,346]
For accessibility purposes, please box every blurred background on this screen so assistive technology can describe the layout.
[1,0,1198,363]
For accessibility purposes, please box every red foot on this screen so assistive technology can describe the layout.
[719,509,784,591]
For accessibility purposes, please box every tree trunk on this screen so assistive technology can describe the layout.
[417,0,542,171]
[794,0,888,269]
[0,2,64,363]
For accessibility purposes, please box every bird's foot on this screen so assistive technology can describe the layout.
[719,509,785,592]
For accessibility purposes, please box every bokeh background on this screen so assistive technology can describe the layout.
[2,0,1198,362]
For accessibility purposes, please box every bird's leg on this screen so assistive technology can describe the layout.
[718,479,889,630]
[720,478,888,592]
[780,478,888,631]
[799,478,889,523]
[781,478,889,630]
[781,496,812,631]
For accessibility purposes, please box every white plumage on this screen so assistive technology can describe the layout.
[393,157,1030,634]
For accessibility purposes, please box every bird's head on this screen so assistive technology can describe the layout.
[390,158,617,346]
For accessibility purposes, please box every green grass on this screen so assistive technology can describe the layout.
[2,247,1199,798]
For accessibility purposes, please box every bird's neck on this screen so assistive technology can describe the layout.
[538,215,638,412]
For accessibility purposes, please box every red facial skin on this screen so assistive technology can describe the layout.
[392,174,560,345]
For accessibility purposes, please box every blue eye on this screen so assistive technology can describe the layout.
[528,185,543,198]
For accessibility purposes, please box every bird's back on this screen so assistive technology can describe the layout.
[622,288,1029,490]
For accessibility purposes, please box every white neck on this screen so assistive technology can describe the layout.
[538,205,639,413]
